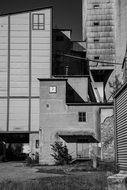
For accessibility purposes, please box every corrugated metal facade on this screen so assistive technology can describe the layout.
[115,83,127,170]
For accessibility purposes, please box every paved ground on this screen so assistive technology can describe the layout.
[0,162,61,182]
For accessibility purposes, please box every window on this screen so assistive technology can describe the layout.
[93,22,99,26]
[32,14,45,30]
[35,140,39,148]
[78,112,86,122]
[94,56,99,60]
[93,4,99,9]
[94,39,99,43]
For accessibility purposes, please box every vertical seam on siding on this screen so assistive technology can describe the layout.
[29,12,32,132]
[7,15,10,132]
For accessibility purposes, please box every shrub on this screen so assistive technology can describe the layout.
[50,141,72,165]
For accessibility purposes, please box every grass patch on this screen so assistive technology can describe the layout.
[0,173,108,190]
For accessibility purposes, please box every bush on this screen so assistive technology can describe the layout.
[50,141,72,165]
[26,152,39,166]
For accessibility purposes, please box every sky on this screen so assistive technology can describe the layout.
[0,0,82,40]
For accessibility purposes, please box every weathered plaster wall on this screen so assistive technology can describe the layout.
[101,115,114,161]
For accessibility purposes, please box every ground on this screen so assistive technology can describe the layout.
[0,161,114,190]
[0,162,60,182]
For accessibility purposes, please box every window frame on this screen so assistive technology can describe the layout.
[94,38,99,43]
[94,56,99,60]
[32,13,45,30]
[78,112,86,122]
[93,4,100,9]
[35,140,39,149]
[93,21,99,26]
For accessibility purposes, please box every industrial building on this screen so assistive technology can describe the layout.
[0,7,52,153]
[38,76,113,165]
[0,1,124,163]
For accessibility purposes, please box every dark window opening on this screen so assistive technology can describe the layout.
[78,112,86,122]
[94,39,99,43]
[32,14,45,30]
[94,56,99,60]
[93,4,99,9]
[93,22,99,26]
[36,140,39,148]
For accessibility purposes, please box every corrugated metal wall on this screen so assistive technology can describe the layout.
[115,87,127,170]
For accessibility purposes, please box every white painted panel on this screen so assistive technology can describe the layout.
[32,43,50,50]
[0,56,8,63]
[11,43,29,49]
[0,50,8,56]
[31,8,51,97]
[11,31,29,37]
[11,75,29,82]
[10,50,29,56]
[11,25,29,31]
[32,37,50,44]
[31,99,39,131]
[11,38,29,43]
[0,17,7,23]
[0,38,8,43]
[32,31,50,38]
[32,56,50,63]
[10,69,29,75]
[0,31,8,37]
[9,99,29,131]
[10,13,29,25]
[10,13,29,97]
[10,56,29,62]
[0,99,7,131]
[0,44,8,49]
[0,18,8,96]
[10,89,29,95]
[32,50,50,56]
[32,62,50,69]
[11,62,29,69]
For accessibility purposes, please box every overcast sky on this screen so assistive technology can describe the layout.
[0,0,82,40]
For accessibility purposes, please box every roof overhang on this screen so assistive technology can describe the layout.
[57,131,99,143]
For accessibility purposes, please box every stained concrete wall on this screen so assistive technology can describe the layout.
[39,78,112,164]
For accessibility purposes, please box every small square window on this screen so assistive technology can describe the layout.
[93,4,99,9]
[32,14,45,30]
[49,86,57,93]
[35,140,39,148]
[93,22,99,26]
[94,39,99,43]
[78,112,86,122]
[94,56,99,60]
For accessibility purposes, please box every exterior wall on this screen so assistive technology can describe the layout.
[82,0,127,99]
[29,133,39,155]
[39,79,111,164]
[114,84,127,171]
[68,77,88,102]
[100,108,114,161]
[0,8,52,133]
[83,0,116,63]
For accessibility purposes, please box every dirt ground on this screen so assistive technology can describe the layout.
[0,162,61,182]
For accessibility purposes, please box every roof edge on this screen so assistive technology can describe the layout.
[0,6,53,17]
[114,81,127,98]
